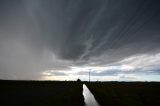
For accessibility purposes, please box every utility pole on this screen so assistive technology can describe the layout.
[89,69,91,82]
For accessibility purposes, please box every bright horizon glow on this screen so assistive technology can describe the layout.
[40,53,160,81]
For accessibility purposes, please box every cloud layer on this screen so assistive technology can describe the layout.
[0,0,160,81]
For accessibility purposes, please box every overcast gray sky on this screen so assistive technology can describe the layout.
[0,0,160,81]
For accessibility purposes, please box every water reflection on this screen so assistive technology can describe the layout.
[83,84,100,106]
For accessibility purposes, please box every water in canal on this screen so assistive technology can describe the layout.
[83,84,100,106]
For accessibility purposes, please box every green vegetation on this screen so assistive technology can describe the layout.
[86,82,160,106]
[0,80,84,106]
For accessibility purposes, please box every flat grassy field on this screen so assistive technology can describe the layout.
[86,82,160,106]
[0,80,84,106]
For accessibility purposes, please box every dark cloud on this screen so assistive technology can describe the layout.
[0,0,160,80]
[135,66,160,75]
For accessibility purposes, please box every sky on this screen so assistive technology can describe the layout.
[0,0,160,81]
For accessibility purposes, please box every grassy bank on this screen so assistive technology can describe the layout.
[86,82,160,106]
[0,80,84,106]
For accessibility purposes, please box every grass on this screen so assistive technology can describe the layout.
[86,82,160,106]
[0,80,84,106]
[1,80,159,106]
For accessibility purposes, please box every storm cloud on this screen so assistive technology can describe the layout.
[0,0,160,81]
